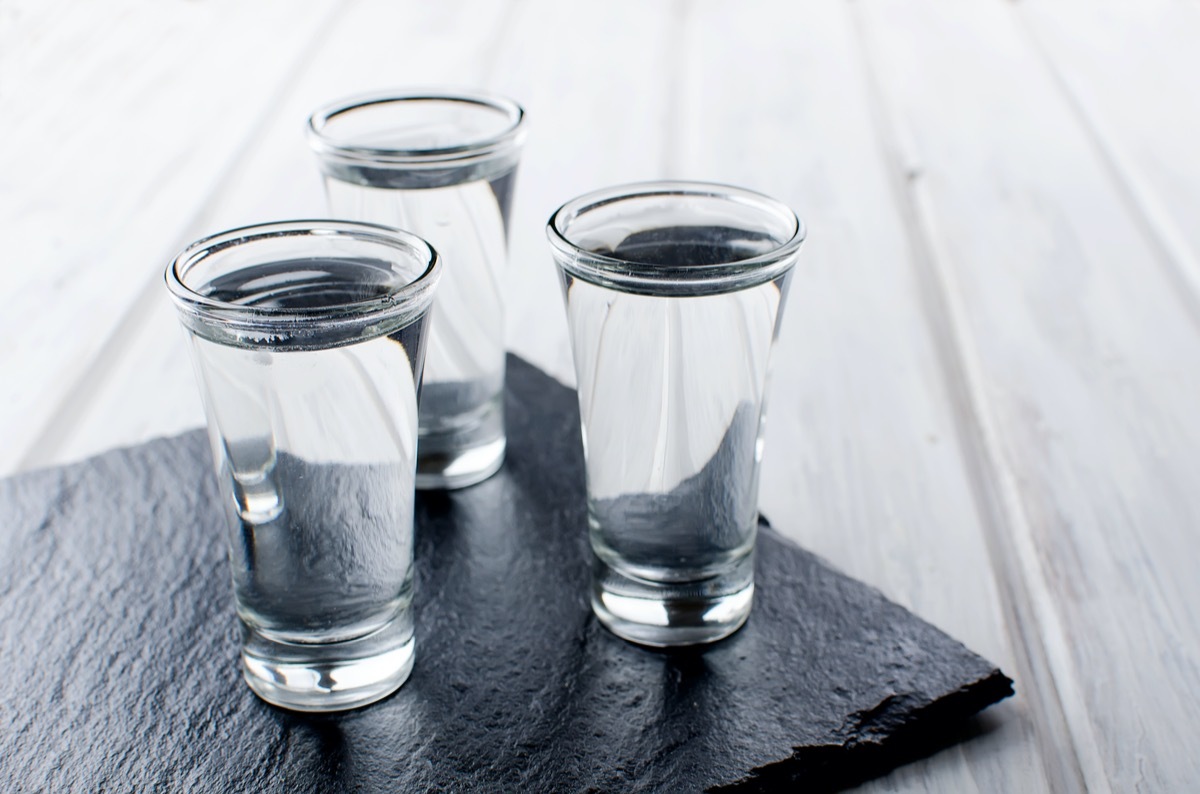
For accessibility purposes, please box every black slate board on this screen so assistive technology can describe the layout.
[0,355,1012,792]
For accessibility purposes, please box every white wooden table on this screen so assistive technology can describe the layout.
[3,1,1198,790]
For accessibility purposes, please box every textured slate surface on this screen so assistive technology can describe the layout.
[0,355,1012,792]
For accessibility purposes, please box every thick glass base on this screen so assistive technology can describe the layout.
[416,398,506,490]
[590,551,755,647]
[240,615,415,712]
[415,435,505,490]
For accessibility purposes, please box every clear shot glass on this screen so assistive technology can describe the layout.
[307,90,527,490]
[165,221,441,711]
[547,182,805,647]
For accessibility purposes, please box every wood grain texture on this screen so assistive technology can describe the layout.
[24,0,519,469]
[1018,0,1200,317]
[488,0,681,386]
[0,0,343,475]
[37,0,684,469]
[858,0,1200,789]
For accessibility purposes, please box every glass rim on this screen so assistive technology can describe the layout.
[165,220,441,336]
[546,181,805,295]
[306,88,527,167]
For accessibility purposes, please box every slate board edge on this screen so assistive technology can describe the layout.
[713,654,1014,792]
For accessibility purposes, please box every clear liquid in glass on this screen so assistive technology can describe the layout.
[560,226,791,646]
[323,164,516,488]
[187,256,430,710]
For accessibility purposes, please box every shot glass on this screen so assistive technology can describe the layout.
[547,182,805,647]
[165,221,441,711]
[307,90,527,489]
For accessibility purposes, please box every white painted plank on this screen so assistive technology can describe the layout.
[22,0,517,469]
[38,0,681,468]
[0,0,343,475]
[678,2,1060,791]
[857,0,1200,790]
[1018,0,1200,313]
[489,0,681,386]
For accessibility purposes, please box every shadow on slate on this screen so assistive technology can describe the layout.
[0,355,1012,793]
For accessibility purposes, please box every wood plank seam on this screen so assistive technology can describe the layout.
[1011,2,1200,333]
[16,0,352,473]
[846,2,1096,791]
